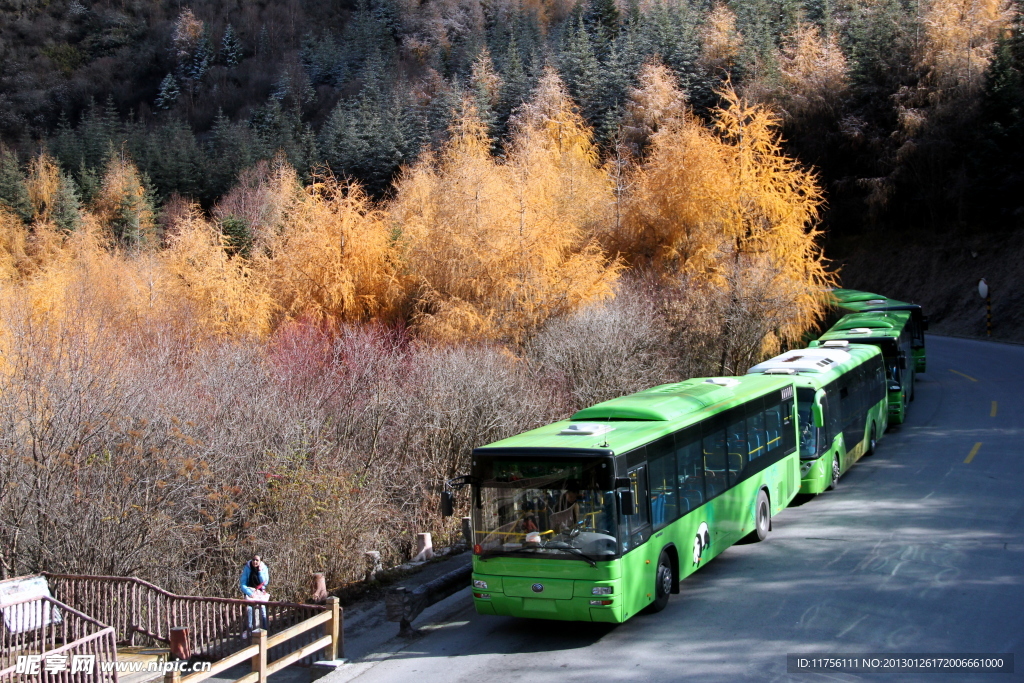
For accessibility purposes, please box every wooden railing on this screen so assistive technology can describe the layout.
[44,574,334,665]
[164,598,340,683]
[0,593,119,682]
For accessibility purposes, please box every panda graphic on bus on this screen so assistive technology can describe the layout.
[693,521,710,565]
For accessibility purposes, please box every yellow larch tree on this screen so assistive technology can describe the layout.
[700,3,744,73]
[618,61,688,158]
[390,72,621,344]
[919,0,1011,93]
[257,174,404,325]
[776,23,850,121]
[26,152,62,223]
[625,81,834,369]
[93,153,156,247]
[161,202,276,338]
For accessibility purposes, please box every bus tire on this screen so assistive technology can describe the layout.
[827,454,840,491]
[646,550,673,614]
[865,422,877,456]
[743,490,771,543]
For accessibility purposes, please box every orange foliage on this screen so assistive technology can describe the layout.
[257,174,404,324]
[390,72,621,344]
[920,0,1011,92]
[701,3,744,73]
[776,24,850,120]
[624,81,834,353]
[26,152,62,222]
[162,202,276,338]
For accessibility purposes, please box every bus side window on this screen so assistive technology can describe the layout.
[675,428,705,512]
[746,402,767,464]
[763,399,783,459]
[726,411,746,487]
[702,420,728,499]
[647,436,677,531]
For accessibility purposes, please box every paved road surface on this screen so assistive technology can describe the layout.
[331,335,1024,682]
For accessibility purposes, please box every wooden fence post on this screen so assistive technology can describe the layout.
[164,669,180,683]
[169,627,191,661]
[324,597,341,660]
[251,629,267,683]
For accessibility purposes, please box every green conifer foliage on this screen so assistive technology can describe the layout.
[561,17,603,123]
[155,74,181,110]
[496,34,532,137]
[584,0,622,48]
[221,24,242,67]
[0,145,33,224]
[220,214,251,256]
[51,173,82,233]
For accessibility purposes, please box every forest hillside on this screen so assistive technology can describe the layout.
[1,0,1022,598]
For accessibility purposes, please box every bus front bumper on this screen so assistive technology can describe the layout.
[471,573,625,623]
[798,457,829,494]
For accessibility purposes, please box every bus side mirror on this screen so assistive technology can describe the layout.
[812,391,825,429]
[898,356,907,370]
[440,491,454,518]
[619,489,637,516]
[614,477,631,489]
[922,316,930,331]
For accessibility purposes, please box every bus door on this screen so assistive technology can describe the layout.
[622,465,654,612]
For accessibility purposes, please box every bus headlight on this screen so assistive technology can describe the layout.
[591,586,613,595]
[800,462,814,476]
[590,600,613,606]
[889,384,901,392]
[473,580,488,589]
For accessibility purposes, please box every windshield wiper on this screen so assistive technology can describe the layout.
[505,545,598,567]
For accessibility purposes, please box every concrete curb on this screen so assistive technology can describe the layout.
[385,561,472,635]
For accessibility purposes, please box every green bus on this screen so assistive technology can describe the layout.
[829,289,928,372]
[442,375,801,623]
[746,341,888,494]
[812,310,916,424]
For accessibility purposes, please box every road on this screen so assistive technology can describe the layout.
[332,335,1024,682]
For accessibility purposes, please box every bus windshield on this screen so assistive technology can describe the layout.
[796,388,821,459]
[473,458,619,562]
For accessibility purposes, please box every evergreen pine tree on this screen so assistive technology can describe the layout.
[155,73,180,110]
[320,61,410,195]
[51,172,82,232]
[221,23,242,67]
[0,145,33,223]
[584,0,622,50]
[470,50,502,142]
[496,34,532,138]
[208,109,257,199]
[561,17,603,125]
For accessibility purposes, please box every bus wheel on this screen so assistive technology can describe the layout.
[865,423,877,456]
[647,550,673,613]
[743,490,771,543]
[827,454,840,491]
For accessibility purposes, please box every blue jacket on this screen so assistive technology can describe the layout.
[239,562,270,598]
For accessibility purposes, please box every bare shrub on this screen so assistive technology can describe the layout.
[528,278,677,412]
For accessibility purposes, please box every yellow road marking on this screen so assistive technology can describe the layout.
[991,401,998,417]
[949,369,978,382]
[964,442,982,464]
